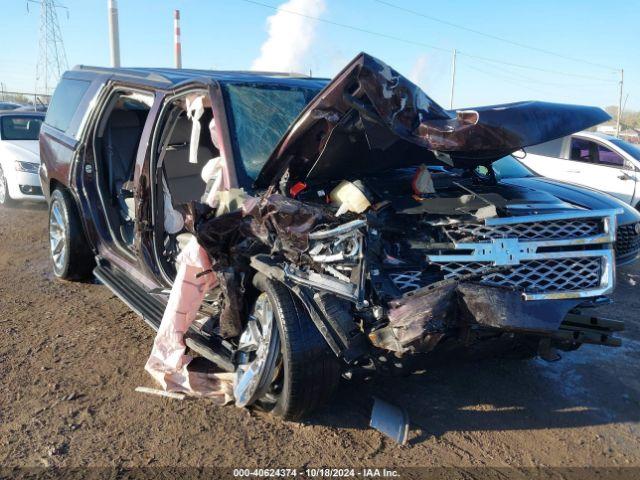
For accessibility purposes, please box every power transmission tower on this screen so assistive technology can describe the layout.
[28,0,69,95]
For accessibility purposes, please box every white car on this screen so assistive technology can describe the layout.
[0,112,45,205]
[520,131,640,209]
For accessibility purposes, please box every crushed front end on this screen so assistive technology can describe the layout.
[199,52,624,380]
[244,178,623,373]
[366,206,622,353]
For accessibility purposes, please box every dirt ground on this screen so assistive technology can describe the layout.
[1,201,640,475]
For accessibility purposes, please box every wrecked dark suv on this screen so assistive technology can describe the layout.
[40,53,635,419]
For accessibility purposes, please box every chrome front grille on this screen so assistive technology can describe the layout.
[428,209,621,301]
[615,223,640,260]
[444,218,602,242]
[439,257,603,293]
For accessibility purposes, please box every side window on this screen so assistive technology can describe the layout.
[526,137,565,157]
[595,144,624,167]
[569,138,595,163]
[45,78,91,134]
[0,116,43,140]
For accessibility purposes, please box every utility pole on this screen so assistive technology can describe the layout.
[449,48,457,110]
[29,0,69,95]
[622,93,629,120]
[616,68,624,138]
[174,10,182,69]
[108,0,121,67]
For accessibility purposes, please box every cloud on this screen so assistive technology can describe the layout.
[251,0,326,73]
[409,54,429,89]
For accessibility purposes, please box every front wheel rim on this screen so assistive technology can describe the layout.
[233,292,281,408]
[49,201,67,272]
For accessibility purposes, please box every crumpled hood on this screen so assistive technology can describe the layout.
[2,140,40,163]
[255,53,610,188]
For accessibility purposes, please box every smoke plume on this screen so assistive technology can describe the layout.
[252,0,326,73]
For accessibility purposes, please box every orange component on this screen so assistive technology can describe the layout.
[289,181,307,198]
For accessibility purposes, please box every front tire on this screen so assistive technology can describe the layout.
[238,275,341,420]
[0,165,15,207]
[48,188,95,280]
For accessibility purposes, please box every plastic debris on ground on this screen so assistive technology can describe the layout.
[135,386,186,400]
[370,396,410,445]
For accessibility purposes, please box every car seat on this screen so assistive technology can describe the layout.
[162,115,213,204]
[103,110,145,243]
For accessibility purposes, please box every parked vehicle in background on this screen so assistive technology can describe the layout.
[521,132,640,209]
[40,53,629,419]
[15,104,48,113]
[0,112,45,205]
[0,102,23,111]
[489,156,640,266]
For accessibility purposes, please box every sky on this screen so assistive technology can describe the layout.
[0,0,637,111]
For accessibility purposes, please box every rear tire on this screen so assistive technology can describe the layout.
[48,188,95,280]
[253,275,341,420]
[0,165,15,207]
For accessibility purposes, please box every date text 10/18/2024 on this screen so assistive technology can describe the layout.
[232,468,400,478]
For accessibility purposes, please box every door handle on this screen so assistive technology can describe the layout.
[567,170,581,173]
[618,173,632,180]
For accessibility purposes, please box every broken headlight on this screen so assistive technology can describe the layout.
[308,219,366,283]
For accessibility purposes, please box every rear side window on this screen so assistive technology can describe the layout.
[45,78,91,133]
[570,137,593,162]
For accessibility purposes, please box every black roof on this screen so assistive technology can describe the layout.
[71,65,330,90]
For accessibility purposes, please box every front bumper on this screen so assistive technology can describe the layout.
[7,170,45,202]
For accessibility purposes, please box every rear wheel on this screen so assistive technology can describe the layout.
[234,275,341,420]
[48,188,95,280]
[0,165,15,206]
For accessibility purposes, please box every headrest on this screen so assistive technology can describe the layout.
[571,146,581,159]
[168,115,192,144]
[109,110,141,129]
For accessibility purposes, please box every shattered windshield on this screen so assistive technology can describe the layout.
[223,83,322,181]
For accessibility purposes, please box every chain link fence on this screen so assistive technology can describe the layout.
[0,86,51,109]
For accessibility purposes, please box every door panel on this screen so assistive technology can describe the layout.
[520,137,577,183]
[520,153,578,184]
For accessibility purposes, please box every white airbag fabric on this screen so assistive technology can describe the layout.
[186,96,204,165]
[144,236,234,402]
[145,144,235,402]
[162,175,184,234]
